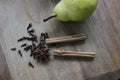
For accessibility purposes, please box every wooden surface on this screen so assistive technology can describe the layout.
[88,69,120,80]
[0,0,120,80]
[0,45,12,80]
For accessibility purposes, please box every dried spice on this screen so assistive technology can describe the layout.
[31,36,38,42]
[17,37,26,42]
[16,23,50,64]
[21,43,27,47]
[17,37,30,42]
[28,29,35,33]
[24,36,38,42]
[18,50,22,57]
[28,62,34,68]
[33,46,49,61]
[32,42,36,51]
[30,42,36,57]
[30,51,34,57]
[11,48,16,51]
[30,33,50,62]
[45,32,49,39]
[23,37,33,41]
[11,23,51,69]
[18,36,38,43]
[40,33,46,41]
[24,45,32,52]
[29,33,36,37]
[27,23,32,31]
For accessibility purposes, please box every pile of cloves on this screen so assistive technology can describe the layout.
[30,33,50,62]
[11,23,50,68]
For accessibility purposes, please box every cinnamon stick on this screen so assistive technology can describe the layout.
[47,34,86,41]
[54,50,95,58]
[46,34,87,44]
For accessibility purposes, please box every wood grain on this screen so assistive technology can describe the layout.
[0,0,120,80]
[87,69,120,80]
[0,45,12,80]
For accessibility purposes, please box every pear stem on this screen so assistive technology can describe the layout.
[43,14,57,22]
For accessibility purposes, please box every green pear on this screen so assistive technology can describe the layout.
[43,0,98,22]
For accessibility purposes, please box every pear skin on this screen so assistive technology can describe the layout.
[44,0,98,22]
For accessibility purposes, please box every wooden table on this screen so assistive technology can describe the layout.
[0,0,120,80]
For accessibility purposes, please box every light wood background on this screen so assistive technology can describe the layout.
[0,0,120,80]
